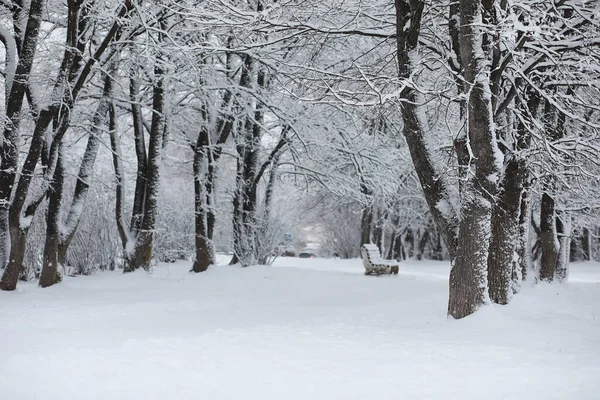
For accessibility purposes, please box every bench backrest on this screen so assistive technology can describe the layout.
[363,244,382,261]
[361,244,383,267]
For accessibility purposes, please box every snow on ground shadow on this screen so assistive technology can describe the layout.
[1,257,599,399]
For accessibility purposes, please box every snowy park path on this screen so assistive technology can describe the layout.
[1,258,599,399]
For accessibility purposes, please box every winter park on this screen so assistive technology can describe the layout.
[1,0,600,399]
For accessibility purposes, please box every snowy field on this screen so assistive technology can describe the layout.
[1,257,599,399]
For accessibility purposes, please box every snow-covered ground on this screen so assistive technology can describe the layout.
[1,257,599,399]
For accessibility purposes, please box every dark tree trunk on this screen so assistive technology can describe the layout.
[372,210,383,253]
[416,228,429,261]
[394,232,404,260]
[128,75,148,237]
[405,228,414,258]
[431,228,444,261]
[582,228,591,261]
[39,145,65,287]
[108,104,128,250]
[387,234,396,260]
[192,130,214,273]
[125,59,165,272]
[539,193,558,281]
[517,186,531,281]
[360,205,373,246]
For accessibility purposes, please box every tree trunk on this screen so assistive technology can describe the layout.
[125,59,166,272]
[448,185,492,319]
[405,228,414,258]
[192,130,214,273]
[416,228,429,261]
[360,205,373,246]
[372,210,383,252]
[0,226,28,290]
[554,212,570,282]
[539,193,559,281]
[487,156,526,304]
[582,228,591,261]
[40,145,65,287]
[448,0,500,319]
[128,74,148,237]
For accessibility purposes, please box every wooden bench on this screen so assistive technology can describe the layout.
[361,244,399,276]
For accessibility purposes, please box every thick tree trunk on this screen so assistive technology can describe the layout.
[448,186,492,319]
[448,0,500,318]
[487,156,526,304]
[0,226,28,290]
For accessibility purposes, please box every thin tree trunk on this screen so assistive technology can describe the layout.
[192,130,214,273]
[416,228,429,261]
[108,103,128,249]
[554,212,570,282]
[360,204,373,246]
[582,228,591,261]
[125,59,166,272]
[128,74,148,237]
[539,193,559,281]
[57,64,115,265]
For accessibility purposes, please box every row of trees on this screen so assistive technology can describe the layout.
[1,0,599,319]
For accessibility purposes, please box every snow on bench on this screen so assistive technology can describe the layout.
[361,244,399,276]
